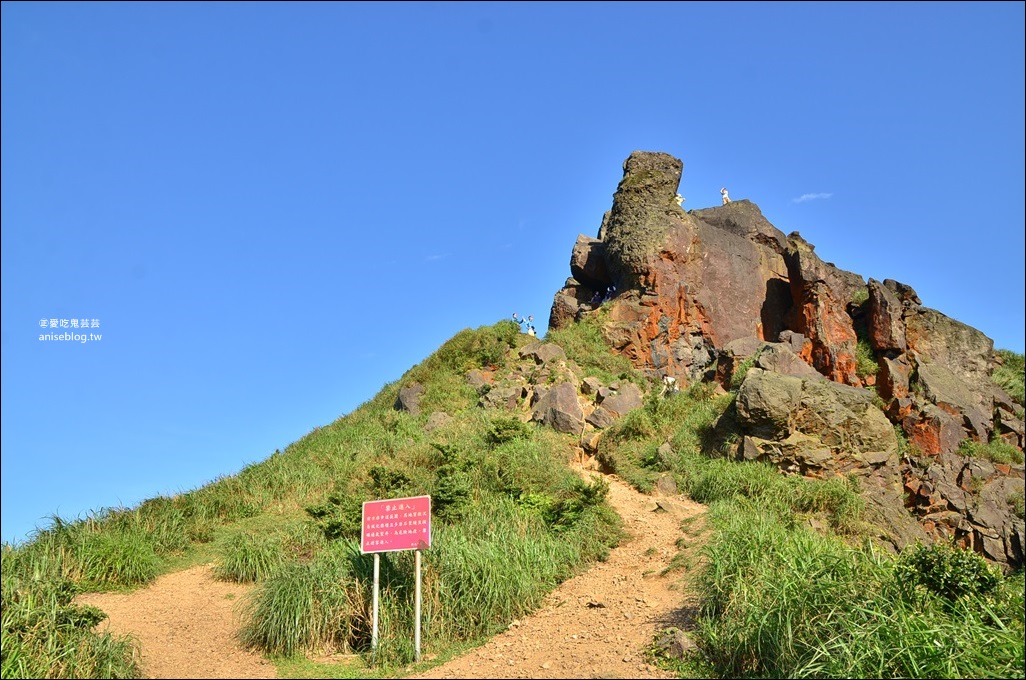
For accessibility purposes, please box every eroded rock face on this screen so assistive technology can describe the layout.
[735,367,898,478]
[544,150,1023,570]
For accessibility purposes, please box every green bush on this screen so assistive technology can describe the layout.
[1,547,140,679]
[305,489,366,541]
[894,542,1001,602]
[432,466,473,522]
[854,338,879,380]
[487,416,531,445]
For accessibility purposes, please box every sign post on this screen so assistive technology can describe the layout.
[360,495,431,663]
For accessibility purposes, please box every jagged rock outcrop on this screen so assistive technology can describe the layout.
[546,150,1024,570]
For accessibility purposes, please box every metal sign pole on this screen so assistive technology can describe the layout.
[415,549,422,662]
[371,553,380,658]
[361,495,431,666]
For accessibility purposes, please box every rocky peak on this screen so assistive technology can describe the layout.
[546,150,1025,570]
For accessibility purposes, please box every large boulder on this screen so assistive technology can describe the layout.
[530,381,584,434]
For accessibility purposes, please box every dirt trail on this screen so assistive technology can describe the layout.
[77,470,707,679]
[77,565,276,679]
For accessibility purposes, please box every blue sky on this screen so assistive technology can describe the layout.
[2,1,1023,545]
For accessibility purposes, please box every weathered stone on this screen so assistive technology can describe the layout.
[569,235,611,290]
[653,628,698,661]
[424,411,453,432]
[480,385,523,411]
[778,330,808,356]
[519,341,567,365]
[860,483,930,554]
[904,404,966,456]
[755,342,823,380]
[867,278,907,352]
[916,360,991,441]
[596,381,644,417]
[883,278,921,305]
[877,355,911,401]
[585,406,616,429]
[783,235,861,386]
[905,307,994,411]
[654,474,679,496]
[548,291,581,331]
[735,368,803,439]
[795,377,896,456]
[580,429,602,454]
[395,383,424,415]
[465,368,493,392]
[716,336,766,388]
[530,381,584,434]
[581,377,603,396]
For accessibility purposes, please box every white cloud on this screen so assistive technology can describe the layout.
[425,254,448,262]
[792,192,833,203]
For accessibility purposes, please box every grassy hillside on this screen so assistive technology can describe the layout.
[2,318,1023,679]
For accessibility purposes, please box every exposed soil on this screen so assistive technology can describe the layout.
[76,565,276,679]
[77,468,708,679]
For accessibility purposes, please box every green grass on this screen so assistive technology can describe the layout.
[689,503,1024,679]
[993,348,1025,406]
[544,311,636,384]
[958,438,1025,465]
[3,318,1023,680]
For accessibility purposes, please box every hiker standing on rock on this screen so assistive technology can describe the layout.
[721,187,731,205]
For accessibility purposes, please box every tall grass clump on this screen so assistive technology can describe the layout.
[992,348,1025,406]
[692,500,1024,679]
[213,531,287,583]
[1,544,140,679]
[958,437,1025,465]
[74,527,160,587]
[424,502,583,640]
[854,338,879,380]
[240,540,364,658]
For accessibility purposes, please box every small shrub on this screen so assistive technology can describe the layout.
[612,408,655,442]
[543,476,609,532]
[306,491,365,541]
[1009,493,1025,520]
[433,466,474,522]
[369,465,412,494]
[854,338,879,380]
[487,416,531,445]
[895,542,1001,602]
